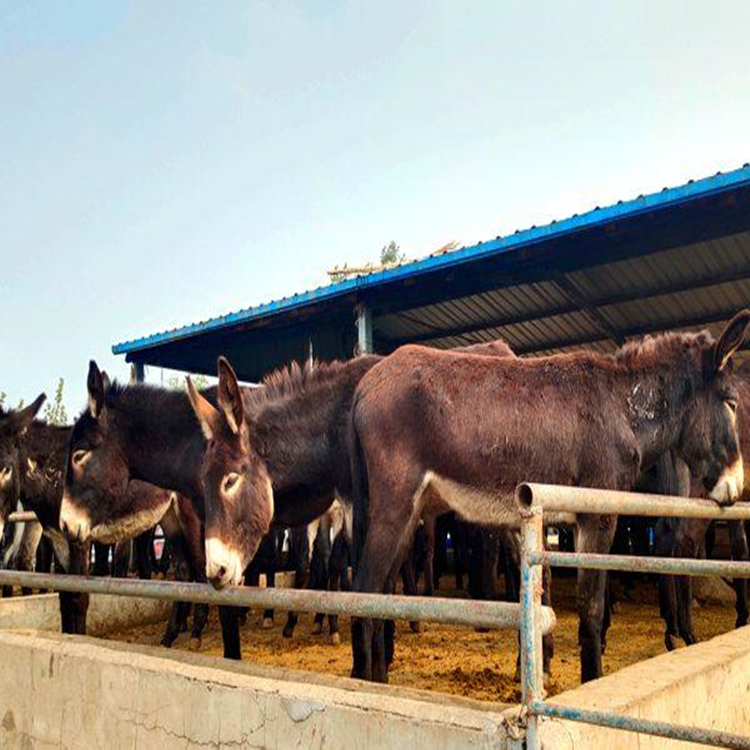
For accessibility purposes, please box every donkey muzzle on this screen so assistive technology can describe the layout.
[205,537,243,589]
[708,458,744,506]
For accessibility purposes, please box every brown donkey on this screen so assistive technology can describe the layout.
[657,361,750,649]
[186,339,516,590]
[348,313,749,683]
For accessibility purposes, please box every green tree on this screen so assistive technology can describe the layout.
[43,378,68,426]
[380,240,404,265]
[166,373,210,391]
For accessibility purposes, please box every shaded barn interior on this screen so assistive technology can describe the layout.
[113,166,750,379]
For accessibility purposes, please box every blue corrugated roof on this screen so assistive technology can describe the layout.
[113,163,750,355]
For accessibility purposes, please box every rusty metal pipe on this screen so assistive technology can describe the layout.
[7,511,38,523]
[0,570,556,634]
[517,482,750,520]
[532,550,750,578]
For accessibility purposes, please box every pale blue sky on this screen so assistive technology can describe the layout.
[2,1,749,413]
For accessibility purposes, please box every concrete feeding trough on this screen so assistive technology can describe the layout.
[1,591,750,748]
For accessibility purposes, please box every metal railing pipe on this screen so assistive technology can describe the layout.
[531,550,750,578]
[532,701,750,749]
[0,570,556,634]
[517,482,750,520]
[7,511,38,523]
[519,505,544,750]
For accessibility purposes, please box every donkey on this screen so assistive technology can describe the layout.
[59,364,242,654]
[656,361,750,650]
[347,313,749,683]
[185,339,518,590]
[0,395,94,629]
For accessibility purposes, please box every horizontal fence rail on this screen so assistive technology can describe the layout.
[533,701,750,750]
[517,482,750,520]
[532,550,750,578]
[7,511,38,524]
[518,483,750,750]
[0,569,556,634]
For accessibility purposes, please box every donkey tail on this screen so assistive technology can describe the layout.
[348,392,369,580]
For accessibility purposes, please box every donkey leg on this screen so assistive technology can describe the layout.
[577,517,616,683]
[134,530,154,580]
[326,533,347,645]
[654,518,680,650]
[284,543,309,639]
[729,521,749,628]
[674,526,703,646]
[69,541,91,635]
[423,515,436,598]
[352,526,409,682]
[400,556,421,633]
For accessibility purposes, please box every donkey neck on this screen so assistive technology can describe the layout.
[248,357,377,499]
[618,359,693,470]
[111,388,207,498]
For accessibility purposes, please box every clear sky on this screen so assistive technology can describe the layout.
[2,1,749,414]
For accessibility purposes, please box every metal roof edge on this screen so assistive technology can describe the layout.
[113,163,750,356]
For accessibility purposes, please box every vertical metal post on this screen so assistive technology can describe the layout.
[355,303,373,355]
[520,505,544,750]
[131,361,145,384]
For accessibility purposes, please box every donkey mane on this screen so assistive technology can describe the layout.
[613,330,713,369]
[88,381,215,434]
[244,356,380,410]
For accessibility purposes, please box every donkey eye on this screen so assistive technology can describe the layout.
[725,399,738,415]
[222,473,241,494]
[0,466,12,481]
[72,449,90,466]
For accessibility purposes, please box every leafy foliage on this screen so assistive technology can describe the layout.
[43,378,68,426]
[166,373,210,391]
[380,240,404,265]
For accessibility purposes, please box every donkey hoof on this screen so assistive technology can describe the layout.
[513,664,521,683]
[188,637,202,652]
[330,632,341,646]
[543,672,552,691]
[160,637,175,649]
[311,621,323,636]
[282,625,295,639]
[262,617,274,630]
[409,621,424,633]
[664,633,677,651]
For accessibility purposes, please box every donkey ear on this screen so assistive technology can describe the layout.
[186,376,220,441]
[100,370,112,393]
[7,393,46,435]
[87,360,106,419]
[714,310,750,373]
[217,356,244,435]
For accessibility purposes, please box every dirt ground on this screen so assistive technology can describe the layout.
[104,573,737,703]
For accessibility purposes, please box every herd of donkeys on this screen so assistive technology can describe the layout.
[0,310,749,685]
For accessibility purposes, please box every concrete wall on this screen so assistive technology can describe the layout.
[0,631,512,749]
[1,595,750,749]
[538,624,750,749]
[0,592,170,635]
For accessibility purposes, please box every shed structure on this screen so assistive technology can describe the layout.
[113,165,750,380]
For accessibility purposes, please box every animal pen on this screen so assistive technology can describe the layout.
[3,483,750,748]
[3,166,750,748]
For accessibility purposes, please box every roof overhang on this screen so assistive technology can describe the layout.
[113,165,750,380]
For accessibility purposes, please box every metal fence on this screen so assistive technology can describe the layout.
[4,487,750,748]
[518,483,750,750]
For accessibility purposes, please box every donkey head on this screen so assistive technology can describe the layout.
[187,357,273,588]
[0,395,46,538]
[675,311,750,505]
[60,361,130,542]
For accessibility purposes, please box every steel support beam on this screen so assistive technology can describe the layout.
[355,302,374,355]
